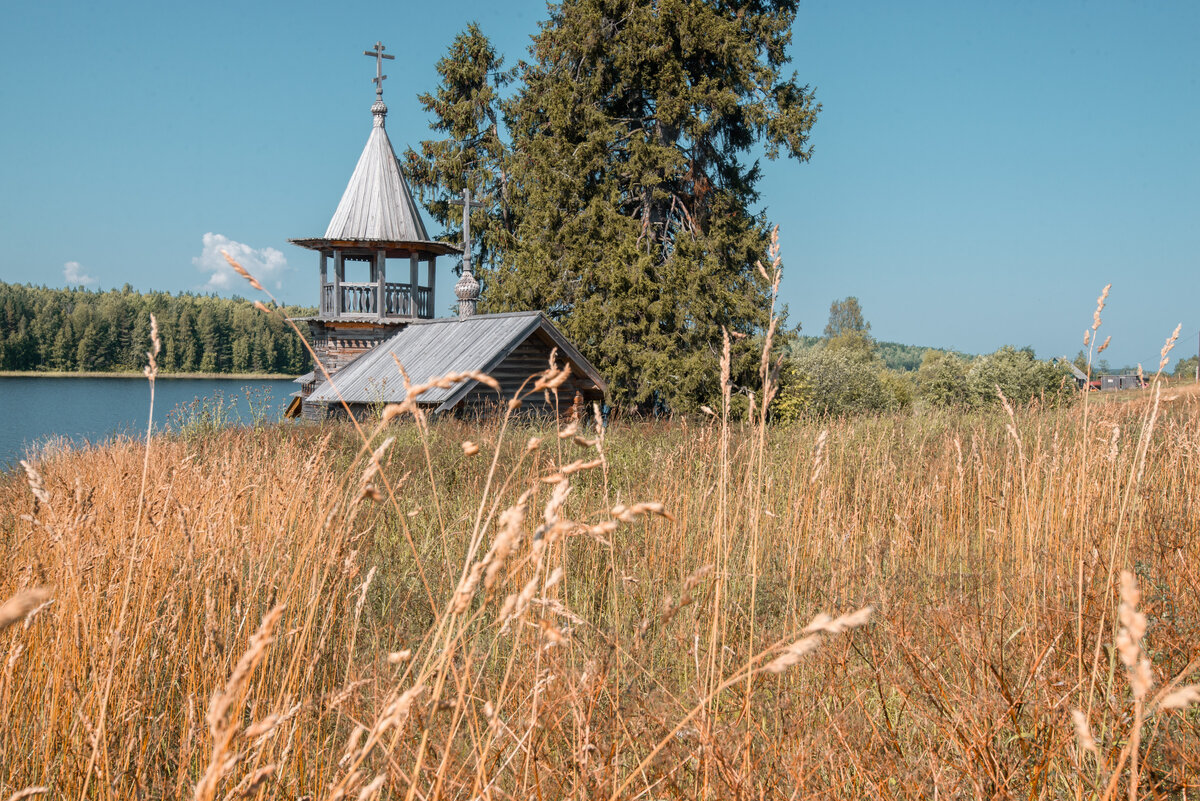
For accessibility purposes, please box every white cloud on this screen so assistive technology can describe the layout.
[192,232,289,293]
[63,261,97,286]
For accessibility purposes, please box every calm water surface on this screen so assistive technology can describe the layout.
[0,376,296,468]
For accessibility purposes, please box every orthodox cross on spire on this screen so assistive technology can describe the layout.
[363,41,394,99]
[449,187,486,271]
[450,187,486,317]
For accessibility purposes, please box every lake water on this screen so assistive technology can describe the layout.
[0,376,296,469]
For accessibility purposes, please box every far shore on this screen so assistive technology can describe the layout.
[0,370,297,380]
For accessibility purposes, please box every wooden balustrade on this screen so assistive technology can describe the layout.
[383,282,413,316]
[320,282,432,318]
[340,283,376,314]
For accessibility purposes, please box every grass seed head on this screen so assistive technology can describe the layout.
[1072,709,1098,756]
[355,774,387,801]
[764,635,820,674]
[1092,283,1110,331]
[221,251,264,292]
[1159,324,1181,371]
[19,460,50,506]
[5,788,49,801]
[1117,570,1153,700]
[1159,685,1200,710]
[0,588,53,633]
[144,313,160,378]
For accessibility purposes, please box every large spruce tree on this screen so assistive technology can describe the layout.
[409,0,818,410]
[403,24,515,277]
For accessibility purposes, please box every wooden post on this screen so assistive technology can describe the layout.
[409,253,419,316]
[426,257,435,318]
[333,249,343,317]
[319,252,328,314]
[376,250,386,319]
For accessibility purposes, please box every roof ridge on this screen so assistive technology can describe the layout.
[410,310,543,325]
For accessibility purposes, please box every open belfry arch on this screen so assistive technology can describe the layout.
[287,42,606,420]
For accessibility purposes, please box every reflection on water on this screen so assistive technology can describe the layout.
[0,376,296,468]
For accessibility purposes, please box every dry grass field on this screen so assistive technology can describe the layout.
[2,373,1198,799]
[2,255,1198,799]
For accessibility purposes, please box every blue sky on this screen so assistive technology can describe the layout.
[1,0,1196,369]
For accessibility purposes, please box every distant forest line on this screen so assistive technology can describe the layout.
[0,282,314,375]
[788,334,971,372]
[1,282,959,378]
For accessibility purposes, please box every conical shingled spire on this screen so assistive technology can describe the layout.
[323,98,432,242]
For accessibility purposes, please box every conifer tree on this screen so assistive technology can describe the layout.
[409,0,819,409]
[404,24,515,278]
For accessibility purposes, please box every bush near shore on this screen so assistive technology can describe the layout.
[2,377,1198,799]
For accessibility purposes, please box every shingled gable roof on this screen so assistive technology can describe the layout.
[305,311,607,413]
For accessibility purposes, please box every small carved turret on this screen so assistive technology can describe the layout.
[449,187,486,318]
[455,265,480,317]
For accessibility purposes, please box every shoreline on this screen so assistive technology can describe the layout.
[0,370,297,380]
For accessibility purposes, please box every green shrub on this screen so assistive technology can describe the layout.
[966,346,1074,407]
[782,346,891,417]
[916,349,971,407]
[878,369,915,411]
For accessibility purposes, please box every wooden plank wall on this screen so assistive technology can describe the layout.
[456,336,604,417]
[308,321,401,376]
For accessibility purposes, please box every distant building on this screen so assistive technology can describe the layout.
[286,42,606,420]
[1099,374,1144,391]
[1057,358,1090,389]
[1054,358,1146,392]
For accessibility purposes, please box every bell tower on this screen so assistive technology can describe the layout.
[290,41,458,376]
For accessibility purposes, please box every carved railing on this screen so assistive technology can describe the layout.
[339,283,377,315]
[383,283,413,316]
[322,282,432,318]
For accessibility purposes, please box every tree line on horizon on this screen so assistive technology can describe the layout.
[774,296,1196,420]
[3,280,1185,418]
[768,296,1079,420]
[0,282,313,375]
[791,332,972,373]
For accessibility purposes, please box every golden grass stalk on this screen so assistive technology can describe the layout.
[194,605,284,801]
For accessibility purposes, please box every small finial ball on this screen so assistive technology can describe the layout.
[455,270,480,302]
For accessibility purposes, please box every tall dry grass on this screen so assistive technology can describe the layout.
[1,255,1198,798]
